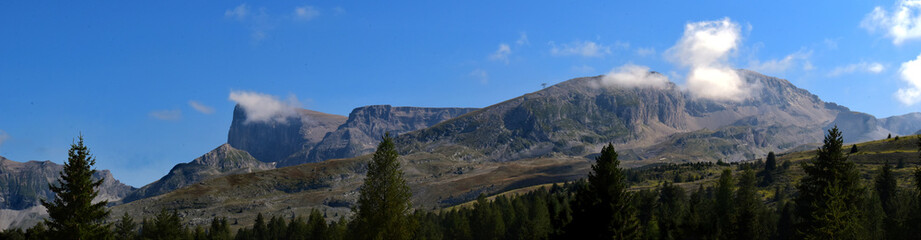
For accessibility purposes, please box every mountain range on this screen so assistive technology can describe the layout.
[4,69,921,229]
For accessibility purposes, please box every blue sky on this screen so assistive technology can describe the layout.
[2,0,921,187]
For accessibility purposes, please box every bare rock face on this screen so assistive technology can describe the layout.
[879,112,921,136]
[397,70,907,162]
[121,144,273,203]
[227,105,348,164]
[295,105,478,166]
[0,156,134,210]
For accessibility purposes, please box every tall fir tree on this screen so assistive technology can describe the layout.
[566,143,640,239]
[114,213,137,240]
[714,168,735,239]
[734,168,766,240]
[874,162,897,217]
[350,133,414,240]
[794,126,865,239]
[765,152,777,172]
[40,135,111,240]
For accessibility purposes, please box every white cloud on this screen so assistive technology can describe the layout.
[748,50,812,75]
[635,47,656,57]
[666,18,748,101]
[489,44,512,64]
[294,6,320,21]
[600,64,670,89]
[550,40,612,57]
[225,4,249,20]
[895,53,921,105]
[516,32,529,46]
[149,109,182,121]
[188,100,215,114]
[0,130,9,148]
[827,62,887,77]
[862,0,921,45]
[470,69,489,84]
[228,91,301,124]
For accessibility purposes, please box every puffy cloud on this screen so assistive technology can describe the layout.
[0,130,8,148]
[862,0,921,45]
[895,54,921,105]
[489,44,512,64]
[229,91,302,124]
[188,100,215,114]
[149,110,182,121]
[600,64,670,89]
[666,18,748,101]
[225,4,249,20]
[827,62,886,77]
[748,50,813,75]
[294,6,320,21]
[470,69,489,84]
[550,40,612,57]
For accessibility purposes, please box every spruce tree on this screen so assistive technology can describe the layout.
[714,169,735,239]
[794,126,865,239]
[114,213,137,240]
[40,135,111,240]
[874,162,897,216]
[849,144,858,154]
[765,152,777,172]
[734,169,766,240]
[566,143,640,239]
[350,133,414,240]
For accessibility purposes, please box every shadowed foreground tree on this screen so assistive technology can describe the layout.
[349,133,414,240]
[40,135,111,240]
[794,126,865,239]
[566,143,640,239]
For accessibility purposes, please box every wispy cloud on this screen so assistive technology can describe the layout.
[666,17,748,101]
[549,40,613,58]
[225,4,249,20]
[516,32,530,46]
[827,62,886,77]
[489,44,512,64]
[188,100,215,114]
[0,130,9,148]
[635,47,656,57]
[862,0,921,45]
[229,91,302,124]
[748,50,813,75]
[599,64,670,89]
[149,109,182,121]
[294,6,320,21]
[469,69,489,84]
[895,54,921,105]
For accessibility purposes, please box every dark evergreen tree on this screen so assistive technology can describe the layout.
[765,152,777,171]
[208,217,232,240]
[715,168,735,239]
[114,213,137,240]
[40,136,111,239]
[306,209,328,240]
[734,169,766,240]
[794,126,865,239]
[25,222,49,240]
[566,143,640,239]
[655,182,686,239]
[141,209,187,240]
[849,145,858,154]
[874,162,897,217]
[350,133,414,240]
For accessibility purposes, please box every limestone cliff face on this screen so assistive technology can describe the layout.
[396,70,910,162]
[295,105,478,166]
[121,144,273,203]
[0,156,134,210]
[227,105,348,164]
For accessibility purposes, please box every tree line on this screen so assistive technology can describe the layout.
[4,127,921,239]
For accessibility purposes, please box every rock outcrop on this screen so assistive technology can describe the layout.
[121,144,273,203]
